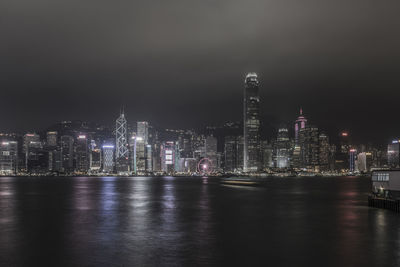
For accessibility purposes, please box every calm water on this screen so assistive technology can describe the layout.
[0,176,399,267]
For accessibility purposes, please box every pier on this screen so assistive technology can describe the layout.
[368,196,400,213]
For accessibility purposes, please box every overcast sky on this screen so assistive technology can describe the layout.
[1,0,400,144]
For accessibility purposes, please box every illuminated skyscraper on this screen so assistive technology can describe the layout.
[299,125,320,171]
[46,131,58,147]
[161,141,176,173]
[388,140,400,168]
[61,135,74,172]
[75,135,89,173]
[275,128,290,168]
[294,108,307,144]
[318,132,330,171]
[349,148,357,172]
[137,121,149,144]
[205,135,218,170]
[115,110,129,173]
[243,73,261,172]
[0,141,18,175]
[116,111,128,159]
[102,145,115,173]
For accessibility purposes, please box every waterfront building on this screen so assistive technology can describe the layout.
[318,132,330,171]
[224,136,238,172]
[388,140,400,168]
[75,135,89,173]
[357,152,368,173]
[23,133,41,170]
[205,135,218,170]
[0,141,18,175]
[46,131,58,147]
[294,108,307,144]
[102,145,114,173]
[349,148,357,173]
[161,141,176,173]
[243,73,261,172]
[299,125,320,171]
[146,145,153,172]
[274,128,290,168]
[137,121,149,144]
[115,111,129,173]
[135,136,146,172]
[61,135,74,173]
[89,141,101,172]
[261,140,274,170]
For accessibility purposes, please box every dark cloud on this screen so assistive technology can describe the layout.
[1,0,400,144]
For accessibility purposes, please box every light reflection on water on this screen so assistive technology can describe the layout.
[0,176,399,266]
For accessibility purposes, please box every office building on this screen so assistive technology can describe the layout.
[243,73,261,172]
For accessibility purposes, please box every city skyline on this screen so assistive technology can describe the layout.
[2,0,400,145]
[0,73,393,176]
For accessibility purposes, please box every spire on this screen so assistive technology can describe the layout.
[300,107,303,115]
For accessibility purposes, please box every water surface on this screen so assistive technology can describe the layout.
[0,176,398,266]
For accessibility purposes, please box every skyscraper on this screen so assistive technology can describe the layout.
[388,140,400,168]
[46,131,58,147]
[61,135,74,172]
[75,135,89,173]
[299,125,320,171]
[0,141,18,175]
[205,135,218,170]
[115,111,129,173]
[275,128,290,168]
[137,121,149,144]
[243,73,261,172]
[318,132,330,171]
[294,108,307,144]
[102,145,115,173]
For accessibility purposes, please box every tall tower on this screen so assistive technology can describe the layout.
[243,73,261,172]
[294,108,307,144]
[115,110,128,159]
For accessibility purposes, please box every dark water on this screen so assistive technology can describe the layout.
[0,176,399,267]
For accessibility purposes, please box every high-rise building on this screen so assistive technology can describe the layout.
[75,135,89,173]
[349,148,357,173]
[115,111,129,173]
[146,145,153,172]
[89,140,101,172]
[205,135,218,171]
[161,141,176,173]
[46,131,58,147]
[102,145,115,173]
[294,108,307,144]
[318,132,330,171]
[137,122,149,144]
[61,135,74,173]
[388,140,400,168]
[275,128,290,168]
[135,137,146,172]
[224,136,241,172]
[335,132,351,171]
[299,125,320,171]
[23,133,41,170]
[261,140,274,170]
[243,73,261,172]
[0,141,18,175]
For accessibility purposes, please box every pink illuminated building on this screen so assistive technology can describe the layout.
[294,108,307,144]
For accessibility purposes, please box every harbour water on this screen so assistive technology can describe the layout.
[1,176,399,266]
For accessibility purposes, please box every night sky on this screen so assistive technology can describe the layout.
[1,0,400,144]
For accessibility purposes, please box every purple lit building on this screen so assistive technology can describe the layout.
[294,108,307,144]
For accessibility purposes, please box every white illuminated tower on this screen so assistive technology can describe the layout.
[116,110,128,159]
[243,73,261,172]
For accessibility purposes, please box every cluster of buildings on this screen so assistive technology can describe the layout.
[0,73,393,176]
